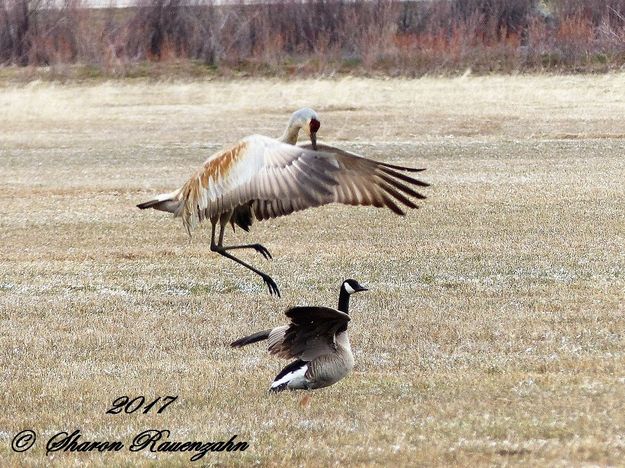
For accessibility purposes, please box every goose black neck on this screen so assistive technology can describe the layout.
[338,287,350,313]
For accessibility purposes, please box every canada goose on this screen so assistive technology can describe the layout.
[231,279,368,392]
[137,108,428,296]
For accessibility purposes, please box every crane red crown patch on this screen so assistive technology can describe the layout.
[309,118,320,133]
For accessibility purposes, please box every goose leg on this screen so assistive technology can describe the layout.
[210,221,280,297]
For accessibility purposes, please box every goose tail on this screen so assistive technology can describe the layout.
[231,329,271,348]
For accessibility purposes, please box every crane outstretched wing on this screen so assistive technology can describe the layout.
[252,142,429,220]
[170,137,429,233]
[175,135,340,232]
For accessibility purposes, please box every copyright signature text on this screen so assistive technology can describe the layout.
[12,429,249,462]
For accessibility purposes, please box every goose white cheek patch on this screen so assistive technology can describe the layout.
[344,283,356,294]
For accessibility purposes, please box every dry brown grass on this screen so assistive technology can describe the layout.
[1,75,625,466]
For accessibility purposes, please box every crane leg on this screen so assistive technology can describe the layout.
[220,243,272,259]
[209,221,280,297]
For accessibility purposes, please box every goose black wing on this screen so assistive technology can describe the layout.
[267,306,350,361]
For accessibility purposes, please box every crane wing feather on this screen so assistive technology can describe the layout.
[252,142,429,220]
[174,135,340,233]
[169,137,428,233]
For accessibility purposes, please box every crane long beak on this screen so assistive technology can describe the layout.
[311,132,317,151]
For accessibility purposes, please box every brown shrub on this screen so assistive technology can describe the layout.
[1,0,625,77]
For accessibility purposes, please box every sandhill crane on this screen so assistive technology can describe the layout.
[231,279,367,392]
[137,108,428,296]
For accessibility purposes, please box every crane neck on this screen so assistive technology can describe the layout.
[278,123,301,145]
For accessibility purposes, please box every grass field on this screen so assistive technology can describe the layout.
[1,75,625,466]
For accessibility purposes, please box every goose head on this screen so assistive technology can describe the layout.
[342,279,368,295]
[282,107,320,149]
[338,279,367,313]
